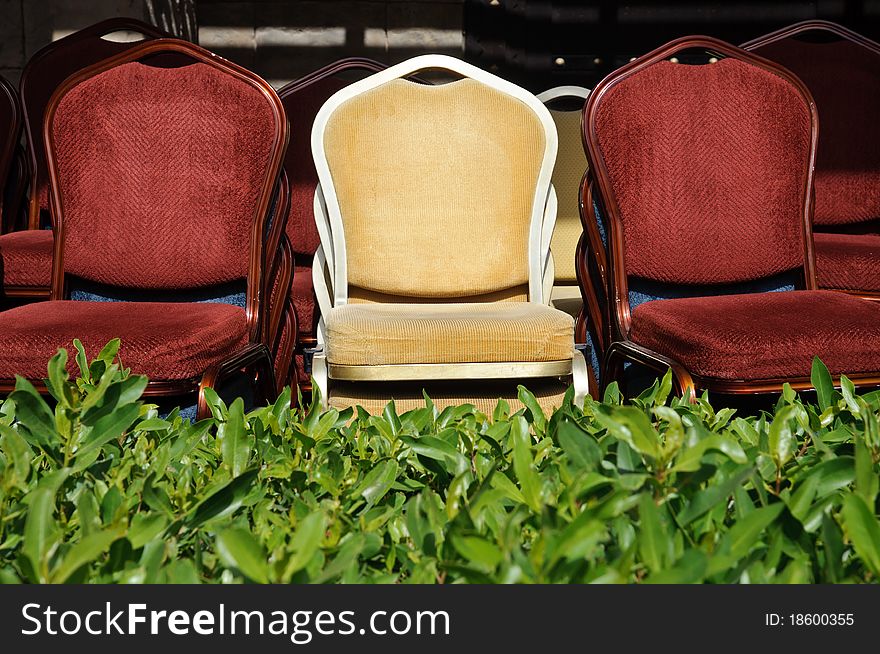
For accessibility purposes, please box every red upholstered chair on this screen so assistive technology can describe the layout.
[585,36,880,400]
[744,22,880,298]
[275,58,388,393]
[0,39,288,417]
[0,18,167,300]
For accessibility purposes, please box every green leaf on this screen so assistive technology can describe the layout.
[768,406,798,468]
[594,406,661,460]
[673,434,747,472]
[638,493,669,574]
[216,528,269,583]
[645,550,707,584]
[517,386,546,434]
[840,376,859,415]
[354,460,398,506]
[219,397,252,478]
[10,378,59,448]
[45,349,70,404]
[725,503,785,560]
[811,357,834,412]
[51,526,125,583]
[0,425,31,487]
[557,419,601,471]
[187,468,259,528]
[285,511,325,578]
[76,490,101,537]
[401,435,469,475]
[73,339,90,381]
[511,416,542,512]
[786,473,819,523]
[22,469,70,582]
[678,466,754,526]
[128,513,168,550]
[77,403,140,457]
[451,535,502,572]
[841,494,880,577]
[854,432,879,507]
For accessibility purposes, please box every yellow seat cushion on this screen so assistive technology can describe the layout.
[325,302,574,366]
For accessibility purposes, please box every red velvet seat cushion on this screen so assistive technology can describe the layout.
[0,300,248,380]
[0,230,53,288]
[630,290,880,381]
[814,232,880,292]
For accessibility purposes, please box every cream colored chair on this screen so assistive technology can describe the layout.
[536,85,591,319]
[310,55,590,412]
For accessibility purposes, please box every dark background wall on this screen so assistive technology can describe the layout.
[467,1,880,91]
[2,1,879,89]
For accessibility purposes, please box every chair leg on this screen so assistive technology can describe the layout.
[571,347,590,407]
[602,341,697,403]
[312,351,329,410]
[602,342,625,398]
[197,343,277,420]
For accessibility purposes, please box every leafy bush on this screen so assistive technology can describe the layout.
[1,340,879,583]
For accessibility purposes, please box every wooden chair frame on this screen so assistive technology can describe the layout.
[583,36,880,401]
[742,20,880,302]
[309,54,589,406]
[0,39,288,418]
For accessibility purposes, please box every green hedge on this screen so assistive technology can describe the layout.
[0,339,879,583]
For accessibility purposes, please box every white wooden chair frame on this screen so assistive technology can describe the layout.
[536,85,591,308]
[309,54,590,407]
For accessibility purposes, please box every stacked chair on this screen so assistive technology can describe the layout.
[536,85,598,389]
[743,21,880,298]
[0,18,167,301]
[579,35,880,400]
[275,58,389,393]
[0,38,288,418]
[537,85,591,320]
[309,55,590,412]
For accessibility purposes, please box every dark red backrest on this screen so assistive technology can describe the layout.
[744,21,880,227]
[585,37,816,287]
[0,76,22,228]
[20,18,168,228]
[277,58,388,258]
[46,39,287,316]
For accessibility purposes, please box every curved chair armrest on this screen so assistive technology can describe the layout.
[313,183,335,277]
[575,233,608,353]
[541,184,558,263]
[272,301,298,394]
[542,252,555,307]
[263,234,294,350]
[605,340,696,402]
[264,169,290,274]
[580,173,609,292]
[197,342,276,419]
[312,246,333,344]
[535,184,558,304]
